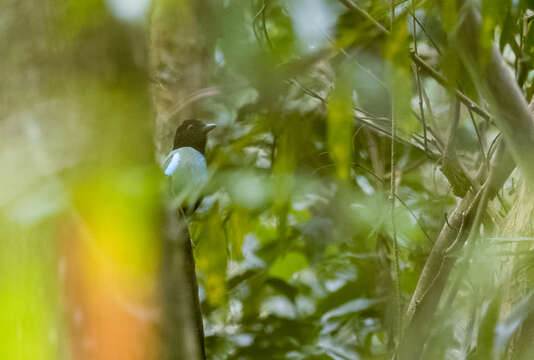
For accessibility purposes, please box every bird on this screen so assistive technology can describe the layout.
[162,119,216,212]
[160,119,216,360]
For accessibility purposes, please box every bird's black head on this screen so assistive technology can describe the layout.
[173,119,216,154]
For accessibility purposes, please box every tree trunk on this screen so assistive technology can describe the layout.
[149,1,215,359]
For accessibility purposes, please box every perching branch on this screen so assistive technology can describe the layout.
[398,139,515,360]
[398,1,534,357]
[439,100,473,197]
[455,2,534,183]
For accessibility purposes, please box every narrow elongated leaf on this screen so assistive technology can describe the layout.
[494,289,534,357]
[321,298,382,323]
[327,68,353,181]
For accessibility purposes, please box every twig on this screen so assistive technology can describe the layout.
[338,0,390,35]
[411,0,417,52]
[441,140,502,308]
[411,110,444,154]
[398,139,515,360]
[337,0,491,123]
[409,9,443,55]
[390,75,403,345]
[410,52,491,122]
[354,161,434,245]
[411,0,429,153]
[414,65,428,151]
[395,194,434,245]
[417,212,465,309]
[468,108,488,168]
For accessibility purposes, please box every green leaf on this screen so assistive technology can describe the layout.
[385,16,419,134]
[321,298,382,323]
[494,289,534,357]
[471,294,501,359]
[327,67,353,181]
[524,21,534,58]
[227,209,250,260]
[269,251,308,280]
[500,10,516,52]
[481,0,509,59]
[192,210,228,306]
[441,0,459,32]
[57,0,107,43]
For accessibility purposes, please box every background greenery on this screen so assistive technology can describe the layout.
[3,0,534,359]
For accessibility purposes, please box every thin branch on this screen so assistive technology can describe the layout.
[411,110,444,154]
[355,161,434,245]
[337,0,491,123]
[395,194,434,245]
[420,83,440,134]
[410,52,491,122]
[456,3,534,182]
[288,78,326,105]
[338,0,390,35]
[355,113,439,158]
[410,0,429,153]
[292,78,440,158]
[442,141,508,309]
[390,77,402,345]
[398,139,515,360]
[414,65,428,151]
[409,9,443,55]
[438,100,474,197]
[411,0,417,51]
[468,108,489,168]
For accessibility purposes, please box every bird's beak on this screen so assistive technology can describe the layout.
[204,123,216,133]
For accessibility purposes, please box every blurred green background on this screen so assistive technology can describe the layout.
[3,0,534,359]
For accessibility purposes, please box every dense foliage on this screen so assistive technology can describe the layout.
[4,0,534,359]
[183,1,534,359]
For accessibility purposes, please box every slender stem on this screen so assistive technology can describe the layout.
[468,108,488,168]
[390,83,402,346]
[411,0,429,152]
[338,0,390,35]
[414,69,428,151]
[442,162,493,308]
[411,0,417,51]
[410,10,442,55]
[410,53,491,122]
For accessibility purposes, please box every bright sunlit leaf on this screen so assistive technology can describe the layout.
[269,251,308,281]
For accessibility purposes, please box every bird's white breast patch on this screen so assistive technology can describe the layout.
[162,147,209,206]
[164,151,181,175]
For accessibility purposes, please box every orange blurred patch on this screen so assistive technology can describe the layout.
[58,209,160,360]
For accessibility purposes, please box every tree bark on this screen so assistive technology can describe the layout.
[149,1,215,359]
[149,0,214,158]
[160,210,205,360]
